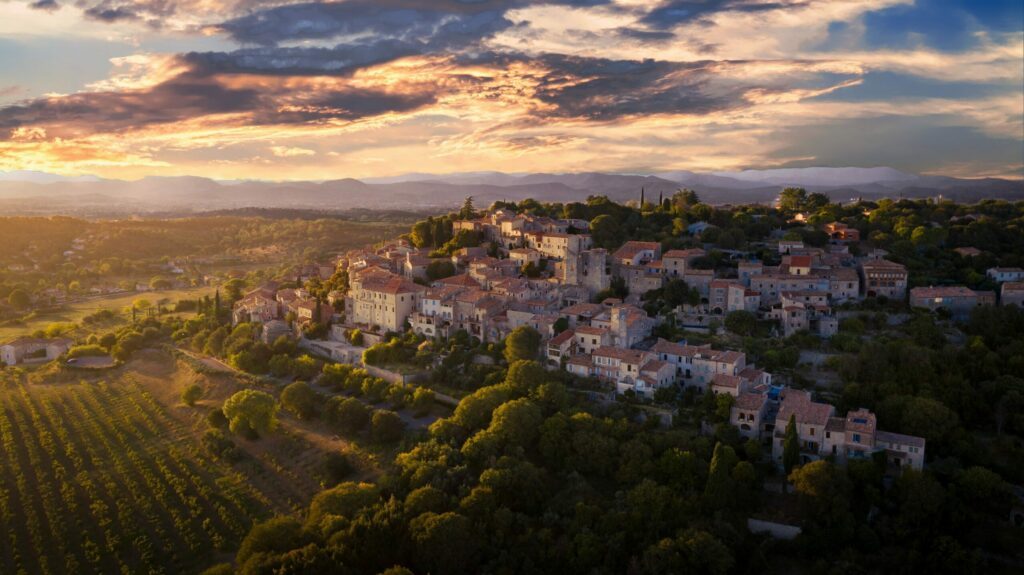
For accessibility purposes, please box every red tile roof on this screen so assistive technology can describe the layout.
[613,241,661,261]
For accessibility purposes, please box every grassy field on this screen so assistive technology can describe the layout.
[0,351,374,574]
[0,286,214,342]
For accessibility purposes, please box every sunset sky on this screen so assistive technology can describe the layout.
[0,0,1021,181]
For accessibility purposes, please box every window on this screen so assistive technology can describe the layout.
[852,433,861,443]
[809,427,815,436]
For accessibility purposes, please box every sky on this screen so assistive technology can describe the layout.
[0,0,1021,181]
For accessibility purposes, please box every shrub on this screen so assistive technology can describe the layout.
[319,453,354,486]
[181,383,203,407]
[371,410,406,444]
[280,381,319,420]
[411,388,435,417]
[325,397,370,435]
[207,408,228,429]
[202,429,242,462]
[67,344,108,359]
[223,390,278,438]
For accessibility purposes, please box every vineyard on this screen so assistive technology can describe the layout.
[0,375,278,574]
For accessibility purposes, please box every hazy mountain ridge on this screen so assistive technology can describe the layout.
[0,168,1019,216]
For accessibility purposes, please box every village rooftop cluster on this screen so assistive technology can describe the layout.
[224,205,1024,473]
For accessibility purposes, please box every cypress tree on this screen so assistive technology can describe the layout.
[783,414,800,477]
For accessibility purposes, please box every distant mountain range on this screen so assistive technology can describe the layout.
[0,167,1019,216]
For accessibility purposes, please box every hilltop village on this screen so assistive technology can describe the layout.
[229,192,1023,474]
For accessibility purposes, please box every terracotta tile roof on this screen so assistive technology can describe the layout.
[575,325,609,336]
[734,392,766,411]
[424,285,467,301]
[711,350,745,364]
[910,285,978,299]
[651,339,704,358]
[712,373,744,389]
[738,367,766,382]
[362,274,424,295]
[455,289,489,304]
[825,417,846,433]
[566,354,593,368]
[876,430,926,449]
[640,359,670,373]
[549,329,575,346]
[861,259,906,272]
[593,345,649,364]
[663,248,706,259]
[613,241,661,261]
[438,274,481,287]
[561,302,604,316]
[777,390,834,427]
[1002,282,1024,292]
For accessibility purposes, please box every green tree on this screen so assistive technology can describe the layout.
[459,196,477,220]
[371,410,406,443]
[789,459,852,525]
[713,393,735,423]
[280,381,319,420]
[783,414,799,476]
[505,359,546,393]
[426,260,456,281]
[411,387,435,417]
[724,310,756,336]
[553,316,569,334]
[778,187,808,212]
[487,398,543,448]
[404,485,448,517]
[306,482,379,530]
[7,288,30,309]
[590,214,623,249]
[504,326,541,363]
[223,390,278,438]
[236,517,308,568]
[325,397,371,435]
[181,383,203,407]
[641,529,733,575]
[703,442,738,510]
[409,512,478,574]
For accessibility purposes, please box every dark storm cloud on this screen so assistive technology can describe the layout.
[217,1,514,47]
[0,60,443,139]
[537,56,728,119]
[183,41,423,77]
[83,5,138,21]
[0,71,259,135]
[463,52,742,121]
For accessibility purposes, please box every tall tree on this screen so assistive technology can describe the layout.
[783,414,800,476]
[214,288,221,323]
[778,187,808,212]
[459,196,476,220]
[223,390,279,438]
[504,326,541,364]
[703,442,738,510]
